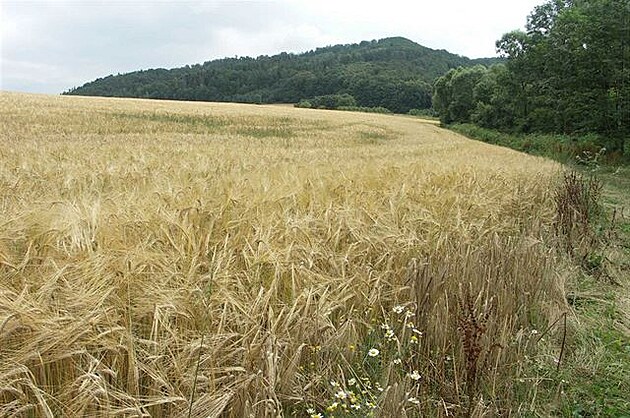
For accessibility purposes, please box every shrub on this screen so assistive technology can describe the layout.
[450,124,627,165]
[407,108,437,118]
[338,105,392,114]
[295,99,312,109]
[554,171,606,273]
[307,93,357,110]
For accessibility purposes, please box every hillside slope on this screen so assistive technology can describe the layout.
[64,37,500,113]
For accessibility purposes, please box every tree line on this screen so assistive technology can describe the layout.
[433,0,629,157]
[64,37,498,114]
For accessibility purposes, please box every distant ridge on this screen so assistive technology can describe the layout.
[65,37,502,113]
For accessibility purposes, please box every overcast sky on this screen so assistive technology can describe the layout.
[0,0,544,94]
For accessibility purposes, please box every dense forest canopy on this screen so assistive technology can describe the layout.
[64,37,499,113]
[433,0,629,156]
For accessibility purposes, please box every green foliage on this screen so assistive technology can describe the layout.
[450,123,628,164]
[298,95,396,115]
[434,0,630,156]
[64,37,499,114]
[524,323,630,417]
[295,99,312,109]
[307,93,357,110]
[338,106,392,114]
[407,108,437,118]
[433,66,488,124]
[515,167,630,417]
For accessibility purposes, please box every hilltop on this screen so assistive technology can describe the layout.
[64,37,500,113]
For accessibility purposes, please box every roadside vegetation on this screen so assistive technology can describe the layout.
[433,4,630,410]
[449,124,626,165]
[522,166,630,417]
[451,126,630,416]
[446,119,629,418]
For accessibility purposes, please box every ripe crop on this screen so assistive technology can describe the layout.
[0,92,563,417]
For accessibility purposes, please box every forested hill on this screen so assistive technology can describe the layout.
[64,37,500,113]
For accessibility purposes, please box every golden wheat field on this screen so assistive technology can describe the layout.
[0,92,567,417]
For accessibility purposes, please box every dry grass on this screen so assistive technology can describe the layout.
[1,92,565,417]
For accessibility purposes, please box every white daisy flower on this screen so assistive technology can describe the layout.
[335,390,347,400]
[409,370,421,381]
[367,348,380,357]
